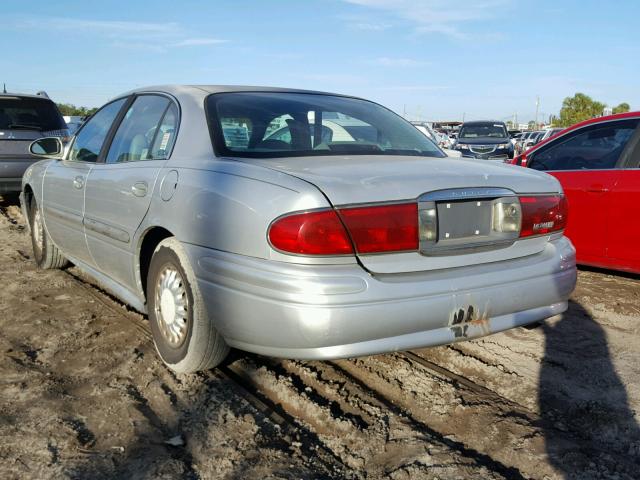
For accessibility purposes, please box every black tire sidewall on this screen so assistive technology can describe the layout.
[147,245,195,365]
[28,199,46,267]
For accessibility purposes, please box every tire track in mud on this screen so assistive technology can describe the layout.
[229,356,513,479]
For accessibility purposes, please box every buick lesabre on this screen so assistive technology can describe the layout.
[21,85,577,373]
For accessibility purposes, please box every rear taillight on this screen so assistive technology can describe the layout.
[519,195,568,237]
[268,209,354,255]
[339,203,418,253]
[268,203,419,255]
[268,196,566,256]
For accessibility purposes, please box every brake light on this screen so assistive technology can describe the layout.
[268,209,354,255]
[268,203,419,255]
[519,195,568,237]
[339,203,418,253]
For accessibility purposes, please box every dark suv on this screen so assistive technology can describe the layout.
[453,120,514,161]
[0,92,68,193]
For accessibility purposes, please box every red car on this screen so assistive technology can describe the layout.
[511,112,640,274]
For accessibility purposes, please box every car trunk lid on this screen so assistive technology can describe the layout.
[252,155,563,273]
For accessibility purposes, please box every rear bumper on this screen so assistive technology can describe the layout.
[186,236,577,360]
[0,178,23,193]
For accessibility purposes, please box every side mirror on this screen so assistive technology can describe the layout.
[29,137,64,159]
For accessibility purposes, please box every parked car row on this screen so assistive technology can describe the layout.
[18,85,576,373]
[513,128,564,155]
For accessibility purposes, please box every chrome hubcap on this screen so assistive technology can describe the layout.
[33,208,44,252]
[154,266,188,347]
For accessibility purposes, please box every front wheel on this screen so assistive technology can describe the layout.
[147,237,229,373]
[28,198,68,270]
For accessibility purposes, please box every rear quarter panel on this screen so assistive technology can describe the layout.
[138,157,355,263]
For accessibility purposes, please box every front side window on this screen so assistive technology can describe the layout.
[106,95,177,164]
[206,92,444,159]
[529,119,639,171]
[69,98,127,162]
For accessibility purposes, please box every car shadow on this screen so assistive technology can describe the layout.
[578,264,640,281]
[539,300,640,477]
[0,192,21,208]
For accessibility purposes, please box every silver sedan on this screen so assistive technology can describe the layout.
[21,85,577,373]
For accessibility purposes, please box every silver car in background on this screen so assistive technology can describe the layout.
[21,85,577,373]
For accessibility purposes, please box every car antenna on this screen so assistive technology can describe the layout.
[2,83,6,94]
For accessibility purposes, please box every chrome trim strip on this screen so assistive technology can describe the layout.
[43,205,82,224]
[418,187,515,202]
[84,217,130,244]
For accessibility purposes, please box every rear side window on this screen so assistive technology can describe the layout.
[69,98,127,163]
[0,97,66,131]
[529,119,639,171]
[106,95,177,163]
[148,103,179,159]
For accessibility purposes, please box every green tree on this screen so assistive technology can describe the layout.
[556,93,606,127]
[56,103,98,117]
[613,102,630,114]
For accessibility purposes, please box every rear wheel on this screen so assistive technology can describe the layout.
[29,198,68,270]
[147,237,229,373]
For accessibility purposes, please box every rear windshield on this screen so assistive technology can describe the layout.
[206,92,445,158]
[459,123,507,139]
[0,97,66,131]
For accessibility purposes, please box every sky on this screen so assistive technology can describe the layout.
[2,0,639,123]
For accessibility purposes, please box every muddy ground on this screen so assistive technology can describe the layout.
[1,192,639,480]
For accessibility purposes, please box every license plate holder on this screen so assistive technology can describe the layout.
[418,187,520,256]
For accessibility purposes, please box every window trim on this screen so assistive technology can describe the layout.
[527,118,640,172]
[98,92,181,165]
[65,96,131,164]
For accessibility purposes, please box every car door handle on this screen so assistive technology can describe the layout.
[73,176,84,189]
[131,181,148,197]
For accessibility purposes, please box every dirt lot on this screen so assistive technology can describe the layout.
[1,192,639,480]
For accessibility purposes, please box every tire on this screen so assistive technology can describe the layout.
[28,198,68,270]
[147,237,229,373]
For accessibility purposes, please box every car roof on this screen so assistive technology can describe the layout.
[0,92,54,101]
[461,120,506,126]
[121,84,355,100]
[525,111,640,156]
